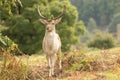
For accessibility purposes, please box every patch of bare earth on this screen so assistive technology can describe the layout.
[28,63,69,80]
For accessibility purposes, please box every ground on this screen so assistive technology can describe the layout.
[19,47,120,80]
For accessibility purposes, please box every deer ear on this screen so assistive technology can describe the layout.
[55,18,62,24]
[40,19,48,24]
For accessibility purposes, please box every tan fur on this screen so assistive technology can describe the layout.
[41,19,62,77]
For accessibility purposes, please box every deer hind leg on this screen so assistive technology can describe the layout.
[57,49,62,70]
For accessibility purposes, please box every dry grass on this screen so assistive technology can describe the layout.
[1,47,120,80]
[61,47,120,80]
[0,50,29,80]
[15,47,119,80]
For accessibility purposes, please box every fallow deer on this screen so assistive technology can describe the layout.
[37,5,66,77]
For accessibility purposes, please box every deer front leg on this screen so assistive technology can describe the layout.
[46,54,56,77]
[48,58,52,77]
[51,54,57,76]
[46,55,52,77]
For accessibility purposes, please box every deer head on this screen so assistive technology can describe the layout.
[37,5,66,32]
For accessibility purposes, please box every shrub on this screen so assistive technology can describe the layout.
[87,32,116,49]
[0,33,21,55]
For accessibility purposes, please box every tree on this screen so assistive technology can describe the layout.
[0,0,22,15]
[71,0,118,28]
[109,13,120,34]
[75,20,86,36]
[87,18,97,31]
[1,0,85,54]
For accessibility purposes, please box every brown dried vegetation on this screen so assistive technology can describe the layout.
[28,48,120,80]
[0,47,120,80]
[0,50,29,80]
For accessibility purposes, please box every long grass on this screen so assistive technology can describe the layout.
[0,50,29,80]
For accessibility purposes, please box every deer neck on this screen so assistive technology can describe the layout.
[45,29,56,37]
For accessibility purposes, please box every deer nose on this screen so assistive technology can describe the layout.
[47,27,49,30]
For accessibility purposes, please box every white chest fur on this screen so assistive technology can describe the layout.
[43,31,61,54]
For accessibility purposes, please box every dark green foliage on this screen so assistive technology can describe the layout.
[2,15,44,54]
[87,32,116,49]
[1,0,85,54]
[0,0,22,15]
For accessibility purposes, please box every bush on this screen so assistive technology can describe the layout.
[0,33,21,55]
[0,33,14,48]
[87,32,116,49]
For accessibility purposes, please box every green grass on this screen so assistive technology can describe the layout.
[19,54,47,66]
